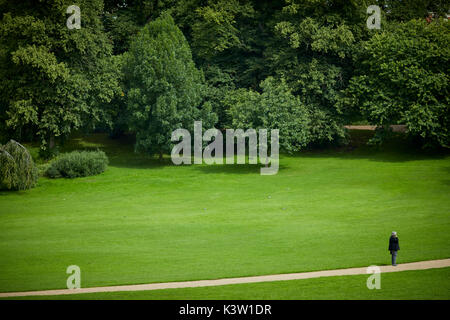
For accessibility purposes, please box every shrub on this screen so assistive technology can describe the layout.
[0,140,39,190]
[46,150,109,178]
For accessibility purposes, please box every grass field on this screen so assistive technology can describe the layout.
[0,131,449,297]
[4,267,449,300]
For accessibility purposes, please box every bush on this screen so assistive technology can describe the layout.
[46,150,109,178]
[0,140,39,190]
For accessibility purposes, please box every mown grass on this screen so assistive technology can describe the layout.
[0,131,449,296]
[4,267,449,300]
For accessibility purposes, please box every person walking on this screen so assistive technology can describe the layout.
[389,231,400,266]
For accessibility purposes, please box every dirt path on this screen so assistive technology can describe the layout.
[1,259,449,298]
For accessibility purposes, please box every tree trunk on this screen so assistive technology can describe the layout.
[49,136,55,150]
[159,150,163,161]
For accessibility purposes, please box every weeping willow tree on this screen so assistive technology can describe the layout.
[0,140,38,190]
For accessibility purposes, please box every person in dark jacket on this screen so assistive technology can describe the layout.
[389,231,400,266]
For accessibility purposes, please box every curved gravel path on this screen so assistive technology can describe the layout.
[0,259,449,298]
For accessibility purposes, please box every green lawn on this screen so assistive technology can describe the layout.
[5,267,449,300]
[0,131,449,295]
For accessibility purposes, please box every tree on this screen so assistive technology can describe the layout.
[191,0,255,61]
[0,0,121,152]
[378,0,449,22]
[228,77,311,153]
[123,12,217,159]
[345,19,450,147]
[0,140,38,191]
[266,0,369,145]
[202,65,236,130]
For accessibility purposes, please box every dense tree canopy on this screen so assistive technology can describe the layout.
[0,0,448,153]
[346,19,450,147]
[0,0,121,151]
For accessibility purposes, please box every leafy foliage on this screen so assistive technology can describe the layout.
[202,66,236,129]
[0,0,121,150]
[1,0,448,152]
[191,0,255,60]
[379,0,449,22]
[228,77,311,153]
[346,19,450,147]
[46,150,109,178]
[0,140,38,190]
[265,0,372,144]
[123,13,217,157]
